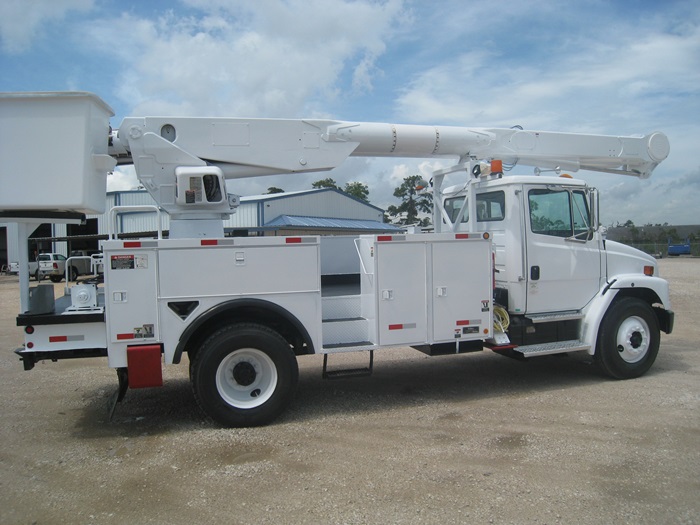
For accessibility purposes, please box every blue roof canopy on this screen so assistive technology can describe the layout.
[265,215,402,231]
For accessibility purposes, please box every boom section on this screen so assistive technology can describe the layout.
[113,117,669,180]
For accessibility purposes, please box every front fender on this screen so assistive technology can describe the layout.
[581,274,672,355]
[607,274,671,309]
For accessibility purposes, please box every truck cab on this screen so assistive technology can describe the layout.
[441,173,673,368]
[444,175,601,314]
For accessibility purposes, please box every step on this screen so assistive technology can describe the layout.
[322,317,369,346]
[525,310,583,323]
[512,340,590,357]
[322,294,362,321]
[322,351,374,379]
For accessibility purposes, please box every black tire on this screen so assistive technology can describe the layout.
[595,298,660,379]
[50,274,63,283]
[191,323,298,427]
[70,266,80,281]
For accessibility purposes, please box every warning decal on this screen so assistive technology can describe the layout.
[111,254,148,270]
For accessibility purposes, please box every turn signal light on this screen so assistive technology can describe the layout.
[643,266,654,276]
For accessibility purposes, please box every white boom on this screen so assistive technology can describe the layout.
[112,117,669,179]
[108,115,668,236]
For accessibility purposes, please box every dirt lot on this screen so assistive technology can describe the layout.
[0,259,698,525]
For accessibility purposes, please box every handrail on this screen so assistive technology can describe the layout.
[108,205,163,239]
[353,237,373,275]
[65,255,91,281]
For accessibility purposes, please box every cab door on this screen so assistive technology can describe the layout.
[524,186,602,314]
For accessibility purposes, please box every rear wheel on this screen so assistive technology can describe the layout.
[191,323,298,427]
[595,298,659,379]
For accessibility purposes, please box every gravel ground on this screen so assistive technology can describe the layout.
[0,259,698,525]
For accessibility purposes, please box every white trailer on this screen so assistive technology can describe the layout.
[0,92,673,426]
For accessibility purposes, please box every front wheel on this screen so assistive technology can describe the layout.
[595,298,660,379]
[191,323,298,427]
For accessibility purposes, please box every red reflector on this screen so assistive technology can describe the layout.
[377,236,392,242]
[388,324,403,330]
[49,335,68,343]
[25,326,34,335]
[456,320,470,326]
[201,239,218,246]
[117,333,134,340]
[123,241,141,248]
[286,237,302,244]
[455,233,469,239]
[127,345,163,388]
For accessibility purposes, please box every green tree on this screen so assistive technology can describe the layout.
[266,186,284,194]
[344,181,369,202]
[312,177,339,190]
[387,175,433,225]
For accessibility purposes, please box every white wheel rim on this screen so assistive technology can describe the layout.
[215,348,278,409]
[616,316,650,364]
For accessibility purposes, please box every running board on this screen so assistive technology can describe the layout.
[525,311,583,323]
[322,351,374,379]
[512,340,590,357]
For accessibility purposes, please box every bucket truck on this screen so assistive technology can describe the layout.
[0,92,673,427]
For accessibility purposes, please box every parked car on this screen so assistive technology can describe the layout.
[8,259,42,280]
[37,253,68,282]
[10,251,99,282]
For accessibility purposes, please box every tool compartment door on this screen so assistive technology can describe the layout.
[376,241,427,346]
[431,239,492,342]
[105,248,159,350]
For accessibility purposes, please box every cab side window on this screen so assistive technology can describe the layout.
[444,191,505,223]
[529,189,590,238]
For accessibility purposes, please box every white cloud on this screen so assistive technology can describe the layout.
[393,3,700,132]
[0,0,93,54]
[82,1,405,119]
[107,166,140,192]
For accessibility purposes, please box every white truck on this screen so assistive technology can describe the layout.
[0,92,673,427]
[9,252,67,281]
[9,252,94,281]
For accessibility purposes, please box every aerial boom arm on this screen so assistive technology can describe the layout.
[113,117,669,180]
[108,116,668,237]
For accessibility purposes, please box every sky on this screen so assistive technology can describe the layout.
[1,0,699,226]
